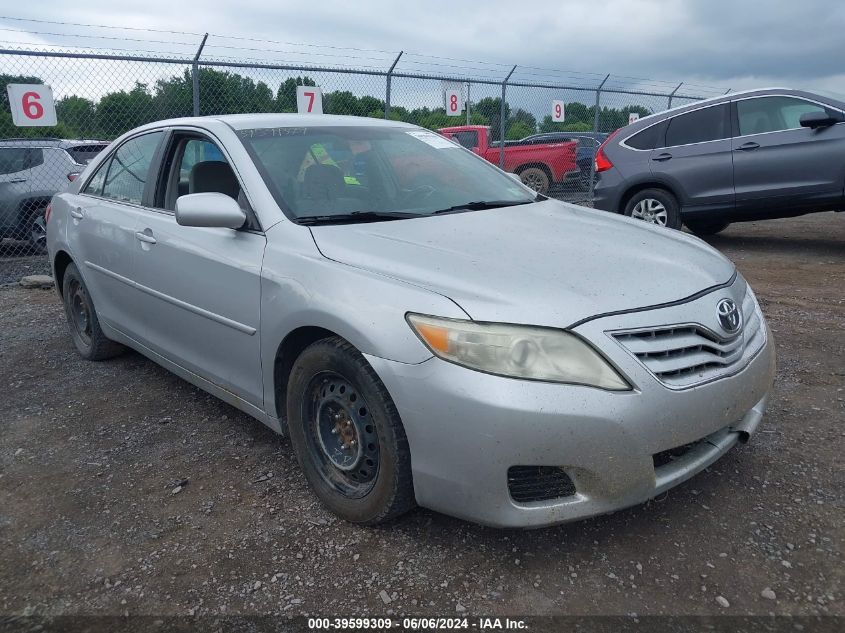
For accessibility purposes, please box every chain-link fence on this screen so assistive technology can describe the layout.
[0,43,724,277]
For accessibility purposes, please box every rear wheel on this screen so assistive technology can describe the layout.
[624,188,681,230]
[28,209,47,254]
[518,167,550,194]
[286,337,415,525]
[685,219,730,236]
[61,263,124,360]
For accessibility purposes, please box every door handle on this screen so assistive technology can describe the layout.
[652,152,673,162]
[69,208,84,220]
[7,178,26,184]
[735,142,760,152]
[135,231,157,245]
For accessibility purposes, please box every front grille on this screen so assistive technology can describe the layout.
[507,466,576,503]
[612,288,764,388]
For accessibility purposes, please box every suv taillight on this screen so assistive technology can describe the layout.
[594,129,620,173]
[67,172,80,182]
[44,203,52,224]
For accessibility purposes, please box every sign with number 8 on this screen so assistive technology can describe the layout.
[7,84,58,127]
[445,89,462,116]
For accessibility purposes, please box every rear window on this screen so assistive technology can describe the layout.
[664,104,730,146]
[66,144,108,165]
[625,125,661,150]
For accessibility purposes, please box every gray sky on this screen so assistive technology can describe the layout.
[3,0,845,95]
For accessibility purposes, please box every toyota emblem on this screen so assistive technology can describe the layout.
[716,298,741,333]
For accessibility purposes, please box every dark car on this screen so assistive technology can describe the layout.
[522,132,608,189]
[592,88,845,234]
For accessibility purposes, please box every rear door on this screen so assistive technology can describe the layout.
[130,130,266,407]
[649,103,734,213]
[731,95,845,211]
[70,131,165,334]
[0,147,33,234]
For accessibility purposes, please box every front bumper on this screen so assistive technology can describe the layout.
[366,285,776,528]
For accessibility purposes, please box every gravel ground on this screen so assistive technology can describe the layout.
[0,212,842,621]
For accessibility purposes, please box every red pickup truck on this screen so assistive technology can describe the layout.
[438,125,578,194]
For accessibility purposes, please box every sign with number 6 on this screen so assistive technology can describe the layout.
[552,100,565,122]
[296,86,323,114]
[7,83,58,127]
[444,89,462,116]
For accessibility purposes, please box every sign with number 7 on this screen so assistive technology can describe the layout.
[296,86,323,114]
[7,83,58,127]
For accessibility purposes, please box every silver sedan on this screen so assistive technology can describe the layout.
[46,114,775,527]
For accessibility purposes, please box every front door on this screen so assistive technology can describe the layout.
[131,133,266,407]
[732,95,845,211]
[0,147,33,237]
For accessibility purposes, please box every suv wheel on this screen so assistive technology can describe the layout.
[685,219,730,236]
[286,337,415,525]
[624,189,681,230]
[28,210,47,254]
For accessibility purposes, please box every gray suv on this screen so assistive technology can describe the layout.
[0,138,107,252]
[593,88,845,234]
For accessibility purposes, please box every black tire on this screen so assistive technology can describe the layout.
[685,219,730,236]
[623,188,681,230]
[61,263,124,361]
[286,336,415,525]
[518,167,551,194]
[27,206,48,255]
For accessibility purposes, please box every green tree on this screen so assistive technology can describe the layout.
[505,121,535,140]
[96,83,157,138]
[55,95,98,137]
[474,97,510,139]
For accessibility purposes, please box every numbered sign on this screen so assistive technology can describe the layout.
[296,86,323,114]
[552,100,565,122]
[445,89,462,116]
[7,84,57,127]
[628,112,640,125]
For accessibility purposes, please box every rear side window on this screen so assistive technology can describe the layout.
[66,144,108,165]
[665,105,730,146]
[0,147,30,174]
[736,96,836,135]
[451,131,478,149]
[83,158,110,196]
[28,148,44,169]
[101,132,163,205]
[625,125,661,150]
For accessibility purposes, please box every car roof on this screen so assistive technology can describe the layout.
[134,113,420,132]
[0,138,109,149]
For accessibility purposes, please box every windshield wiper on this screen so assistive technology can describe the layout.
[297,211,424,226]
[430,199,536,215]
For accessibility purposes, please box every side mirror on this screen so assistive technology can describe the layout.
[175,192,246,229]
[800,110,844,129]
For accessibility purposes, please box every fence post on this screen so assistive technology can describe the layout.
[588,74,610,203]
[192,33,208,117]
[384,51,403,119]
[466,82,471,126]
[667,82,683,110]
[499,65,517,170]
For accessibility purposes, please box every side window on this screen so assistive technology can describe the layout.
[0,148,30,175]
[83,158,110,196]
[625,125,661,150]
[664,105,730,146]
[163,136,241,210]
[28,149,44,169]
[737,96,834,136]
[452,131,479,149]
[101,132,163,205]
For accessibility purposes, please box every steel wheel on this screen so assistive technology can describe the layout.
[630,198,668,226]
[304,371,380,499]
[68,278,92,347]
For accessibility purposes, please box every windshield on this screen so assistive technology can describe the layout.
[237,126,536,222]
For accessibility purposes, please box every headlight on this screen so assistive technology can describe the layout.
[406,314,630,390]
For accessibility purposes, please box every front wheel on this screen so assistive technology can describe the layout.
[685,219,730,236]
[518,167,550,194]
[623,188,681,230]
[286,337,415,525]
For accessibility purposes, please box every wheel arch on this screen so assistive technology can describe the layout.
[618,180,681,214]
[53,250,75,297]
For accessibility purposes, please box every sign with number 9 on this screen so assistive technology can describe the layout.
[552,100,565,122]
[7,84,58,127]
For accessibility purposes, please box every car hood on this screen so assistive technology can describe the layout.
[309,200,736,328]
